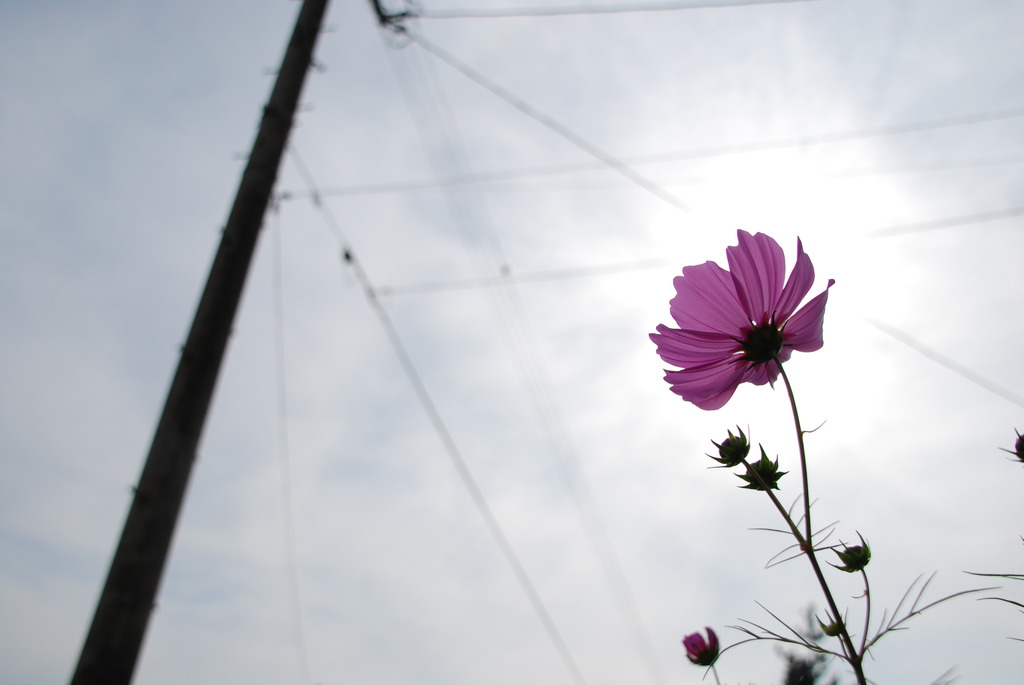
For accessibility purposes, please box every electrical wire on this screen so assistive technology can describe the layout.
[341,8,1023,681]
[415,0,815,19]
[269,204,315,685]
[868,205,1024,238]
[375,259,669,296]
[628,106,1024,165]
[827,153,1024,179]
[407,31,690,212]
[286,145,594,685]
[386,36,672,685]
[868,319,1024,409]
[288,174,704,197]
[289,107,1024,198]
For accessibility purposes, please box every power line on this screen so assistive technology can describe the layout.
[630,106,1024,165]
[285,145,595,685]
[287,108,1024,198]
[384,39,672,685]
[352,263,595,685]
[868,319,1024,409]
[286,173,703,197]
[415,0,815,19]
[375,259,669,296]
[828,153,1024,179]
[868,205,1024,237]
[288,163,638,196]
[285,150,1024,198]
[269,205,314,685]
[408,31,691,212]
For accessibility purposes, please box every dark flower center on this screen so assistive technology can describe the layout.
[740,322,784,364]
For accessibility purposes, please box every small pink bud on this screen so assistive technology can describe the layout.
[682,627,719,666]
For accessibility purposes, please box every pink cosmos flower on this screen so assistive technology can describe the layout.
[650,230,834,410]
[682,627,719,666]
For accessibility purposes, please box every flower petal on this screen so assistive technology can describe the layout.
[664,358,752,410]
[743,359,781,387]
[774,238,815,322]
[706,628,719,652]
[650,325,739,367]
[668,260,749,334]
[726,230,785,323]
[783,279,835,352]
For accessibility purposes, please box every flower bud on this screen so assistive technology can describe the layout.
[682,627,719,666]
[709,427,750,467]
[1000,428,1024,463]
[737,446,787,490]
[817,616,844,637]
[832,534,871,573]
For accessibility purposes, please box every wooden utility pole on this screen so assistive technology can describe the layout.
[69,1,329,683]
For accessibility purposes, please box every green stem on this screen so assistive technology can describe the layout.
[739,458,807,551]
[776,363,812,543]
[859,568,872,657]
[774,361,866,685]
[710,664,722,685]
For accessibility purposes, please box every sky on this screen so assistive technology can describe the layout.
[1,1,1023,684]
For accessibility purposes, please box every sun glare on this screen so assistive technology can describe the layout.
[690,152,843,232]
